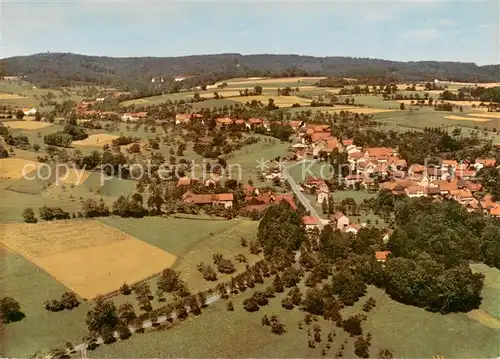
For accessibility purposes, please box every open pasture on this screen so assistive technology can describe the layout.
[231,94,311,107]
[468,112,500,119]
[3,120,53,130]
[0,158,42,179]
[0,220,177,299]
[72,133,119,147]
[0,246,90,357]
[58,168,92,186]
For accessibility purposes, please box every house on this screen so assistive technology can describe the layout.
[474,158,496,170]
[182,191,233,208]
[490,206,500,217]
[433,179,458,195]
[304,176,325,189]
[20,107,38,116]
[455,169,476,181]
[330,212,350,230]
[248,118,263,126]
[317,190,329,205]
[344,174,364,187]
[303,216,320,230]
[387,157,407,170]
[345,223,361,234]
[176,177,196,187]
[175,113,202,124]
[363,147,396,162]
[451,189,474,205]
[405,185,427,198]
[375,251,392,262]
[215,117,233,125]
[382,230,394,243]
[121,112,148,122]
[408,164,426,177]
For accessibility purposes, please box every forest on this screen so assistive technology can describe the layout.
[2,53,500,89]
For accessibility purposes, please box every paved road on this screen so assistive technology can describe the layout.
[283,161,325,230]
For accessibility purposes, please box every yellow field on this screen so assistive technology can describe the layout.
[468,112,500,119]
[446,100,488,107]
[0,158,43,179]
[3,121,53,130]
[444,115,490,122]
[58,168,92,186]
[232,95,311,107]
[322,106,394,114]
[72,133,119,147]
[467,309,500,329]
[0,220,177,299]
[208,77,326,89]
[0,93,27,99]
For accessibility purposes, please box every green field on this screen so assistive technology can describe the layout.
[0,80,83,111]
[0,248,90,358]
[98,217,260,310]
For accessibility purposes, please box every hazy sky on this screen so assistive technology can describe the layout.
[1,0,499,65]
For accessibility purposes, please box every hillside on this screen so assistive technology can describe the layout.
[2,53,500,88]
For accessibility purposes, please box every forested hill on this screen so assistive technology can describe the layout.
[2,52,500,88]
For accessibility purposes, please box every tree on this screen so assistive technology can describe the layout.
[119,283,132,295]
[61,292,79,309]
[354,333,371,358]
[254,86,263,95]
[117,303,136,325]
[378,349,394,359]
[301,287,325,315]
[226,301,234,311]
[117,324,131,340]
[399,102,405,110]
[22,208,37,223]
[86,296,118,335]
[1,297,23,323]
[15,110,24,120]
[33,143,40,151]
[257,202,305,256]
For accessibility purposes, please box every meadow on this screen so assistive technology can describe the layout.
[98,217,260,310]
[0,80,83,111]
[0,247,90,358]
[91,267,500,359]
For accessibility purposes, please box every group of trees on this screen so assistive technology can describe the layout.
[44,292,79,312]
[44,124,88,147]
[1,297,24,324]
[39,206,70,221]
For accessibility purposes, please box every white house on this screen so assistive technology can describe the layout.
[21,108,38,116]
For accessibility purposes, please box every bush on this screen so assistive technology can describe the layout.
[243,298,259,312]
[120,283,132,295]
[117,325,131,340]
[22,208,37,223]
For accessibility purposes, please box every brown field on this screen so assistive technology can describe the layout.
[72,133,119,147]
[444,115,490,122]
[0,220,177,299]
[468,112,500,119]
[3,120,53,130]
[0,158,43,179]
[0,93,27,99]
[58,168,92,186]
[466,309,500,329]
[446,100,489,107]
[232,95,311,107]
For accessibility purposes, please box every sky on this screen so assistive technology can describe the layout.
[1,0,499,65]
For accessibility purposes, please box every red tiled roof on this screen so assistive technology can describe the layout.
[375,251,392,261]
[303,216,320,225]
[177,177,192,187]
[490,206,500,217]
[364,147,394,158]
[476,158,496,167]
[248,117,263,124]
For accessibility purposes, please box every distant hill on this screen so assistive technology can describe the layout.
[2,53,500,89]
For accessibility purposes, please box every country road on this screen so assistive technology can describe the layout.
[283,161,325,230]
[74,293,222,354]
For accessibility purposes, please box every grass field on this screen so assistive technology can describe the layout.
[1,220,177,299]
[0,80,83,111]
[99,217,260,309]
[3,121,54,130]
[231,95,311,107]
[0,247,90,358]
[91,279,500,359]
[72,133,119,147]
